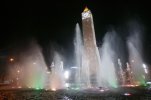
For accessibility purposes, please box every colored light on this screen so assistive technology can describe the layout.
[36,88,40,90]
[33,62,36,65]
[18,86,22,88]
[51,88,56,91]
[144,69,148,74]
[100,89,105,92]
[131,60,134,62]
[46,71,50,74]
[124,93,131,96]
[10,58,14,62]
[84,6,89,12]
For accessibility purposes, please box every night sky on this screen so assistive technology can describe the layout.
[1,1,151,73]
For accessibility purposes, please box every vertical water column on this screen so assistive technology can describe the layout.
[74,23,83,87]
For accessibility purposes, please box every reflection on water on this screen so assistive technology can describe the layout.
[0,88,150,100]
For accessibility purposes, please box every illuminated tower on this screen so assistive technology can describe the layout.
[81,7,101,86]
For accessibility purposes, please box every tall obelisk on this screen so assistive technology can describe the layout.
[81,7,101,87]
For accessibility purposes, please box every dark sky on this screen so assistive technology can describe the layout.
[1,1,151,71]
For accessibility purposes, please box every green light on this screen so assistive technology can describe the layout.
[26,72,45,90]
[109,80,118,88]
[75,87,80,90]
[36,88,40,90]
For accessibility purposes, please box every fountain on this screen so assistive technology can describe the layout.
[2,5,151,100]
[6,24,147,90]
[72,21,148,89]
[8,41,65,90]
[5,34,149,98]
[8,41,48,89]
[127,22,146,85]
[6,7,149,92]
[118,58,125,86]
[74,23,83,87]
[97,31,118,88]
[2,9,151,100]
[49,52,65,90]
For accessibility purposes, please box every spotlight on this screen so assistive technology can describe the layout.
[65,83,69,88]
[64,70,70,79]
